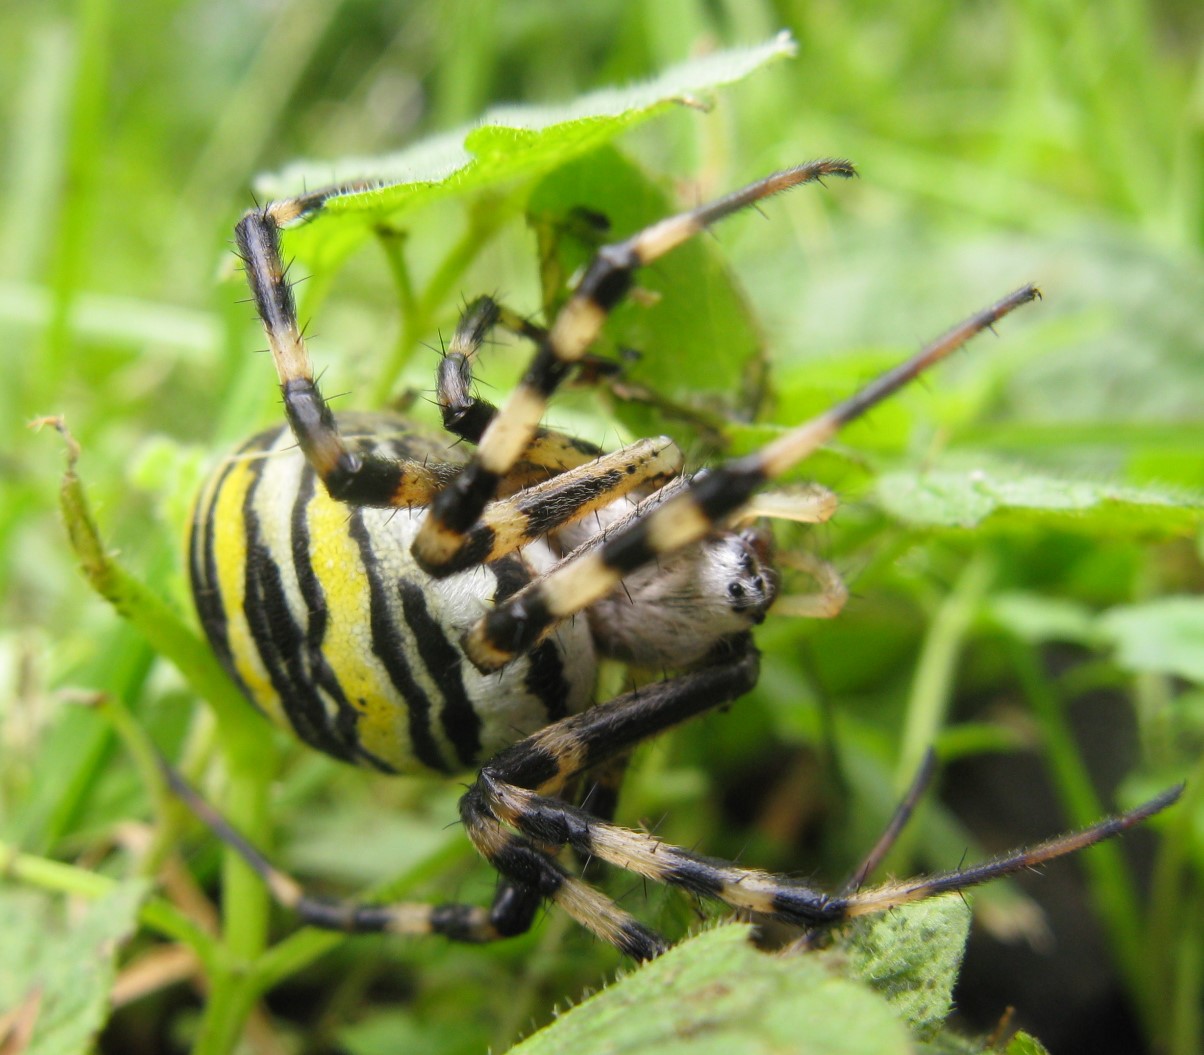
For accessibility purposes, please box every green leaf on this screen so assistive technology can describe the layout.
[844,895,971,1039]
[338,1009,482,1055]
[0,881,148,1055]
[986,592,1102,647]
[508,923,913,1055]
[875,461,1203,535]
[1005,1032,1051,1055]
[987,588,1204,695]
[526,146,764,441]
[254,34,797,272]
[1100,597,1204,684]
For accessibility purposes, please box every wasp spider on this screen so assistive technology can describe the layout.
[186,159,1179,960]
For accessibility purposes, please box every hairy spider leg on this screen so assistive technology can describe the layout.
[162,643,764,957]
[769,550,849,619]
[455,636,1181,959]
[437,294,610,476]
[233,212,653,514]
[412,160,858,575]
[429,436,683,573]
[840,747,938,899]
[463,285,1040,672]
[161,640,1182,962]
[156,754,538,944]
[234,212,439,508]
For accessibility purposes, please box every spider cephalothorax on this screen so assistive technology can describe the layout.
[185,160,1178,960]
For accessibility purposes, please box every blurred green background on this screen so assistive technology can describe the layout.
[1,2,1202,1054]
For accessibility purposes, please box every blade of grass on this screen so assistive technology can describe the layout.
[1005,636,1153,1028]
[1147,752,1204,1053]
[37,0,110,410]
[1169,884,1203,1055]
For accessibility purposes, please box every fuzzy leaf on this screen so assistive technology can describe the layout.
[1005,1032,1051,1055]
[875,462,1202,535]
[844,895,971,1039]
[253,34,797,271]
[508,923,915,1055]
[508,924,910,1055]
[0,881,147,1055]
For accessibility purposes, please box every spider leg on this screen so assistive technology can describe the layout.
[475,761,1182,940]
[543,755,630,879]
[158,648,764,961]
[434,436,683,574]
[787,750,939,952]
[157,754,542,944]
[162,644,1180,963]
[458,637,763,959]
[234,214,594,507]
[578,752,632,829]
[830,783,1181,918]
[412,160,858,576]
[235,198,460,509]
[456,638,1181,956]
[768,550,848,619]
[438,295,607,477]
[840,747,938,898]
[732,482,839,527]
[464,285,1040,671]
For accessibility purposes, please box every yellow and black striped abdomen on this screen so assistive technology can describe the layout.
[188,415,597,775]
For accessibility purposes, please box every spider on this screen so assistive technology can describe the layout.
[186,158,1179,961]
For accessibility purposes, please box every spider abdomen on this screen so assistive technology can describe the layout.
[188,414,597,775]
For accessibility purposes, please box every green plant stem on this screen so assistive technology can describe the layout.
[1147,752,1204,1051]
[377,227,418,323]
[94,690,178,879]
[1006,637,1151,1029]
[183,759,273,1055]
[372,198,508,405]
[186,715,277,1054]
[218,764,272,964]
[895,550,995,793]
[1170,882,1203,1055]
[52,424,249,729]
[192,965,265,1055]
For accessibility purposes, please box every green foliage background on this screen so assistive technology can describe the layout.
[0,2,1201,1054]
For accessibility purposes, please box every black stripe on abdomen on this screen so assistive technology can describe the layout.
[191,435,272,704]
[290,467,395,773]
[242,475,360,766]
[347,510,451,773]
[398,580,481,767]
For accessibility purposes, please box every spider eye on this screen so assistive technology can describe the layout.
[728,582,746,599]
